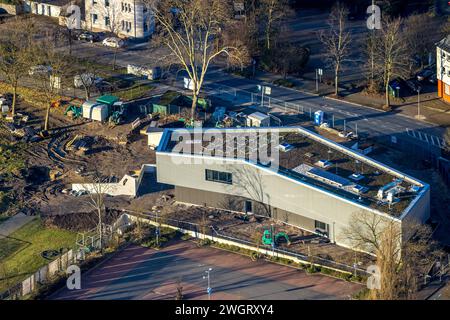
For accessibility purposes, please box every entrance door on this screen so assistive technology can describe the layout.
[245,200,252,213]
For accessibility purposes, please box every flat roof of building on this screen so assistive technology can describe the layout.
[157,127,428,217]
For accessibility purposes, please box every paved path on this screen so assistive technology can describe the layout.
[50,241,362,300]
[0,214,34,238]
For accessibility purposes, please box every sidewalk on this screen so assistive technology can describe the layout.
[0,213,34,239]
[240,67,450,127]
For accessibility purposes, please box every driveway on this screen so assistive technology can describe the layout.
[50,241,362,300]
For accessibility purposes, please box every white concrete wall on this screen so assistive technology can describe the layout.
[72,174,139,196]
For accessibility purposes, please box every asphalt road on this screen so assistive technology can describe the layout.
[50,241,362,300]
[66,40,446,151]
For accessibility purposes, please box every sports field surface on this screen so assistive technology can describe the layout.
[51,241,362,300]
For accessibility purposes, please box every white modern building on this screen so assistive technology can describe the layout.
[85,0,154,39]
[154,127,430,253]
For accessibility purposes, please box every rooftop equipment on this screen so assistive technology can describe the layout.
[277,143,294,152]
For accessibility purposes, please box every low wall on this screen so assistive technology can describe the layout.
[0,3,23,15]
[72,164,156,197]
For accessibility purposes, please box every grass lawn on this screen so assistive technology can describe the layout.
[0,218,77,293]
[113,82,155,101]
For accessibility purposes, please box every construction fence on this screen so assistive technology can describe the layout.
[0,249,84,300]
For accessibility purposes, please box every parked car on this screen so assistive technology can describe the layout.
[28,65,52,76]
[102,37,124,48]
[416,69,433,82]
[428,72,437,84]
[78,32,100,43]
[405,79,422,93]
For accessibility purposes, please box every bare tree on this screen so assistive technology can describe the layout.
[259,0,290,51]
[0,18,34,116]
[82,172,114,253]
[99,1,124,70]
[404,13,444,70]
[31,38,71,131]
[175,277,183,300]
[76,59,101,100]
[318,2,351,97]
[373,17,409,110]
[343,211,441,300]
[147,0,247,121]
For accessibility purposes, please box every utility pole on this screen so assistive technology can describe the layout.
[315,69,319,93]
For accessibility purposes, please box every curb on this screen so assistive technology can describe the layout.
[219,68,442,127]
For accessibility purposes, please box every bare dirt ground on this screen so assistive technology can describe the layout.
[2,98,155,217]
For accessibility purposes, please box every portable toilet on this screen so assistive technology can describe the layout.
[314,110,324,125]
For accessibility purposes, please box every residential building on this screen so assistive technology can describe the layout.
[437,35,450,103]
[85,0,153,39]
[154,127,430,253]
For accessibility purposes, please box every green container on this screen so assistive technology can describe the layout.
[96,95,120,106]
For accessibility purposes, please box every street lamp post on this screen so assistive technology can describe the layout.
[203,268,212,300]
[417,88,421,118]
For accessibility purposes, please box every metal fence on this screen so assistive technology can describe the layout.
[202,82,446,163]
[0,248,82,300]
[124,210,369,277]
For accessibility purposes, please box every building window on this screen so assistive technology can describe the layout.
[92,0,97,5]
[205,169,232,185]
[315,220,328,231]
[47,5,51,16]
[41,4,44,14]
[105,0,109,7]
[92,13,98,24]
[105,16,110,26]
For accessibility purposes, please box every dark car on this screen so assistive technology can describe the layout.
[416,69,434,82]
[405,79,422,93]
[78,32,100,43]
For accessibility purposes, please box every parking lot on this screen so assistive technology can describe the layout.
[51,240,362,300]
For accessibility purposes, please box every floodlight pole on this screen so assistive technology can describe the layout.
[203,268,212,300]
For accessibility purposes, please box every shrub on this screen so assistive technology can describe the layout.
[273,79,295,88]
